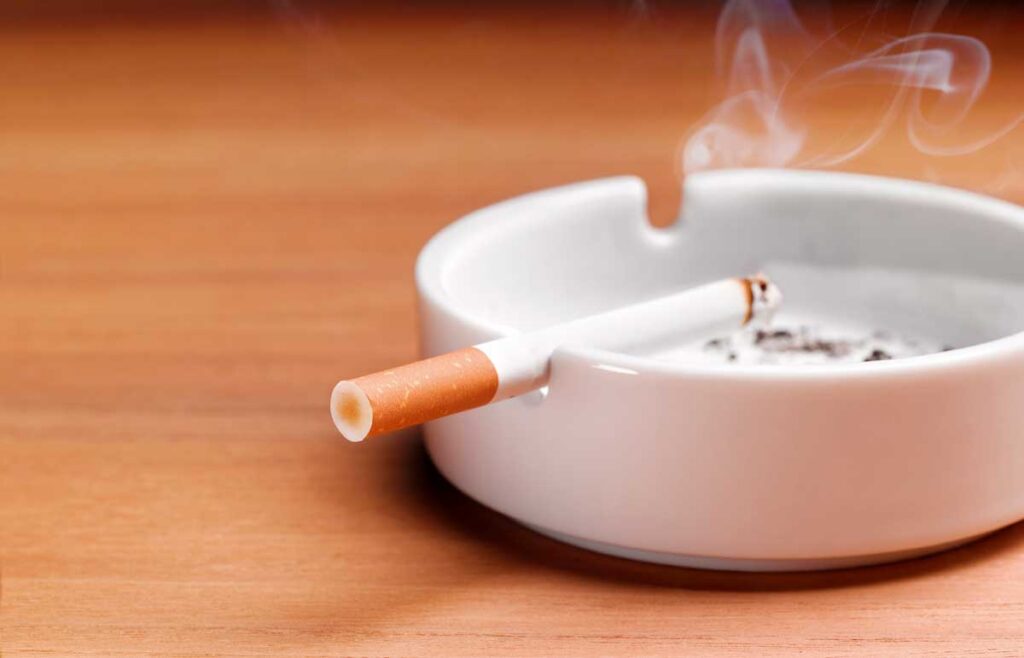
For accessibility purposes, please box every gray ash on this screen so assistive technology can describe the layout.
[743,327,854,359]
[698,322,945,365]
[863,348,893,362]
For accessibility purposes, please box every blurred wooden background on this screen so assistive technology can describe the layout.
[1,2,1022,655]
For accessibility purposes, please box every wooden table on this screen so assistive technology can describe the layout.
[3,3,1023,655]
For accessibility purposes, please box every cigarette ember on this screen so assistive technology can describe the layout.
[746,273,782,326]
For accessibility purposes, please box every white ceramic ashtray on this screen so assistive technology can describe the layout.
[414,169,1024,571]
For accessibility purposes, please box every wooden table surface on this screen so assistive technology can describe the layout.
[2,2,1023,655]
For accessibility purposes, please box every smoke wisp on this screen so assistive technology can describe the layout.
[683,0,1022,174]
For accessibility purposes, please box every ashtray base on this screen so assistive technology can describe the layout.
[523,523,995,572]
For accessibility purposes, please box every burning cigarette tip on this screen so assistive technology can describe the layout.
[744,274,783,326]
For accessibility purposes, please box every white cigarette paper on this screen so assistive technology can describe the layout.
[331,275,781,442]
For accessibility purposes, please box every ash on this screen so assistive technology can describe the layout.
[698,325,948,366]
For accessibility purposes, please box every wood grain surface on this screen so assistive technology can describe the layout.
[2,2,1023,655]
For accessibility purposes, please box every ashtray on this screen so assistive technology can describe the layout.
[414,169,1024,571]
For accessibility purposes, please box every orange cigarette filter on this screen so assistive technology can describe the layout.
[334,347,498,440]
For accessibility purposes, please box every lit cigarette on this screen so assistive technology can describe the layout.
[331,275,781,442]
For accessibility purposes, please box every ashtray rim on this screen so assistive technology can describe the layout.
[416,168,1024,381]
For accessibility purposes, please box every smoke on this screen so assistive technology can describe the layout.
[683,0,1023,174]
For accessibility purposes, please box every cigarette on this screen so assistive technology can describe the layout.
[331,275,781,442]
